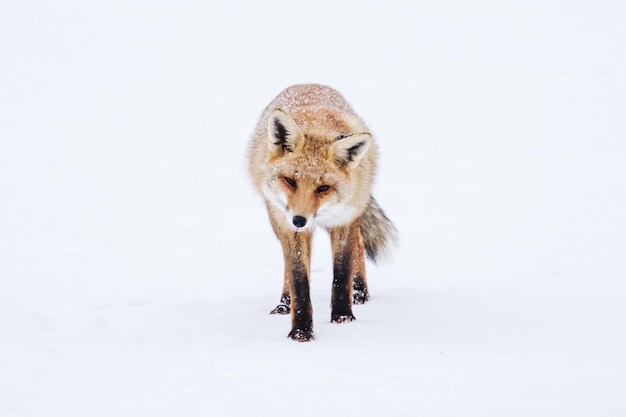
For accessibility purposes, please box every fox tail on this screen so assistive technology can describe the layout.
[360,196,398,263]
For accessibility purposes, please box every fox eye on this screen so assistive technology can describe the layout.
[316,185,330,193]
[284,177,297,189]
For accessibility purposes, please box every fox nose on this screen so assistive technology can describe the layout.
[292,215,307,228]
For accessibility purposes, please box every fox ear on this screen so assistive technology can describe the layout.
[330,133,372,169]
[267,109,304,157]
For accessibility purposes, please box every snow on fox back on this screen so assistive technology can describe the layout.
[258,84,369,137]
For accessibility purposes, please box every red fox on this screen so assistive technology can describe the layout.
[247,84,397,341]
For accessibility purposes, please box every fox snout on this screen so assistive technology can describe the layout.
[292,215,307,228]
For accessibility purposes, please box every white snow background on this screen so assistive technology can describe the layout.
[1,1,625,415]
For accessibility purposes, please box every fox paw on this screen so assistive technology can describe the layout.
[270,304,290,315]
[288,328,314,342]
[353,276,369,304]
[353,289,369,305]
[331,314,356,324]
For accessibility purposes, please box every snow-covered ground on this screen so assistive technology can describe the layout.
[1,1,625,415]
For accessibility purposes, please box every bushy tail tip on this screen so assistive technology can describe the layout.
[360,196,398,263]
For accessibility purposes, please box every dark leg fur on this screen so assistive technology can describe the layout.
[330,220,362,323]
[331,252,355,323]
[275,230,314,342]
[288,260,314,341]
[353,274,369,305]
[331,275,355,323]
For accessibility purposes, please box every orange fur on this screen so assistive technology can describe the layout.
[247,84,395,341]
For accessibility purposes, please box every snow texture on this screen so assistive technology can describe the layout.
[1,1,625,416]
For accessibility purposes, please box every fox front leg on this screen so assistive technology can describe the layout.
[329,219,362,323]
[278,230,314,342]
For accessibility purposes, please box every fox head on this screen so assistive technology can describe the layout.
[262,109,372,231]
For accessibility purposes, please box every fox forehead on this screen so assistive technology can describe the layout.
[290,109,355,137]
[270,156,341,184]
